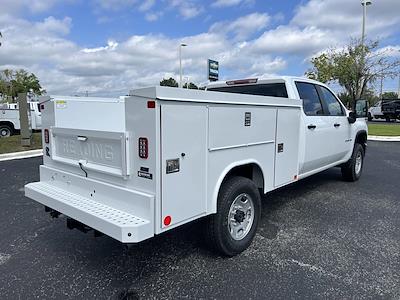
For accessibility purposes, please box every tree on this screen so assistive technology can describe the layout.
[0,69,45,102]
[160,77,178,87]
[381,91,398,99]
[183,82,198,89]
[306,39,400,105]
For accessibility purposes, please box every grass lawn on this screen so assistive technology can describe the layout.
[0,132,42,154]
[368,123,400,136]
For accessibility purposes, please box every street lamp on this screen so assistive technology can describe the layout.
[361,0,372,47]
[179,43,187,88]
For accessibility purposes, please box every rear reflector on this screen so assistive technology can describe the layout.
[164,216,172,226]
[147,100,156,109]
[226,78,258,85]
[138,137,148,159]
[44,129,49,144]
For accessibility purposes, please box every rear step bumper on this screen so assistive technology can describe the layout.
[25,167,155,243]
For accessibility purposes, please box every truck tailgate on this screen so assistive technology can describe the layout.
[50,127,130,177]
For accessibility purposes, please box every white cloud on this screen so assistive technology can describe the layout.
[36,16,72,35]
[211,0,253,8]
[292,0,400,38]
[94,0,137,11]
[210,13,270,40]
[374,45,400,58]
[168,0,204,20]
[82,41,119,53]
[252,25,332,55]
[145,11,163,22]
[139,0,155,11]
[0,0,63,14]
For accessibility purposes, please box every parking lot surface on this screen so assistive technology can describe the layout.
[0,141,399,299]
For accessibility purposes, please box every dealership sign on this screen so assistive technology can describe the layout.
[208,59,219,81]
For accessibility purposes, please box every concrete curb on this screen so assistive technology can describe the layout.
[368,135,400,142]
[0,149,43,162]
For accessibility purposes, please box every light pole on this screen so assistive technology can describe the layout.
[179,43,187,88]
[361,0,372,47]
[397,75,400,98]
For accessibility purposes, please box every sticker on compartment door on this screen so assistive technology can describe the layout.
[138,167,153,179]
[56,100,67,109]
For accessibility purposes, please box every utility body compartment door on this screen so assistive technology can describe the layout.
[161,104,207,228]
[274,108,300,187]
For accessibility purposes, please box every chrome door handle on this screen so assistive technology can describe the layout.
[334,123,341,127]
[307,124,316,129]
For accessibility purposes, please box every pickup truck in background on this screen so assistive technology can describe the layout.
[368,100,385,121]
[25,76,368,256]
[0,101,42,137]
[381,99,400,121]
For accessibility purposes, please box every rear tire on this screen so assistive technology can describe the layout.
[341,143,365,182]
[0,125,12,137]
[205,176,261,257]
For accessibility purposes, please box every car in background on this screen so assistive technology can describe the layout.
[381,99,400,122]
[368,101,385,121]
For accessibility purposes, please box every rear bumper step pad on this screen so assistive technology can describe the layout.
[25,182,153,243]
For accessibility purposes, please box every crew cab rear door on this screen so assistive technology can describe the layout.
[315,85,352,163]
[295,82,335,174]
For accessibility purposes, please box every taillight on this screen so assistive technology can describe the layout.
[138,137,148,159]
[147,100,155,109]
[44,129,49,144]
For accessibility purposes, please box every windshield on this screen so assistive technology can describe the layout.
[208,83,288,98]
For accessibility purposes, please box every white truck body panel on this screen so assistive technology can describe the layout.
[25,78,367,245]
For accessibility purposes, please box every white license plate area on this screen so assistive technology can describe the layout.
[51,127,129,177]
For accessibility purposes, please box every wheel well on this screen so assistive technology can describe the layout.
[0,121,15,130]
[223,163,264,191]
[355,131,367,151]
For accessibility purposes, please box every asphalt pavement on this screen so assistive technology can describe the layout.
[0,141,399,299]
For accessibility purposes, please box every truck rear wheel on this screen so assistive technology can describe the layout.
[205,176,261,257]
[0,125,12,137]
[341,143,364,182]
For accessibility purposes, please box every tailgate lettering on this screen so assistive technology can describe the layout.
[61,138,114,162]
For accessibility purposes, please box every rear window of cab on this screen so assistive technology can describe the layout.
[208,83,288,98]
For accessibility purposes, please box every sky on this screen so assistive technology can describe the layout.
[0,0,399,96]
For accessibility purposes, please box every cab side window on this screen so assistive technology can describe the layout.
[318,86,344,116]
[296,82,324,115]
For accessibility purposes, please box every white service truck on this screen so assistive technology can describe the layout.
[0,102,42,137]
[25,76,368,256]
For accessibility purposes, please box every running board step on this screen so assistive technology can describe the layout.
[25,182,153,243]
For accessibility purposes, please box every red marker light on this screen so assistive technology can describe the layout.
[147,100,156,109]
[226,78,258,85]
[44,129,49,144]
[164,216,172,226]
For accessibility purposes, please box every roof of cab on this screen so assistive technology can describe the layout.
[206,76,322,89]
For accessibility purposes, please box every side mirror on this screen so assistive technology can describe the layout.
[355,99,368,118]
[348,99,368,124]
[348,111,356,124]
